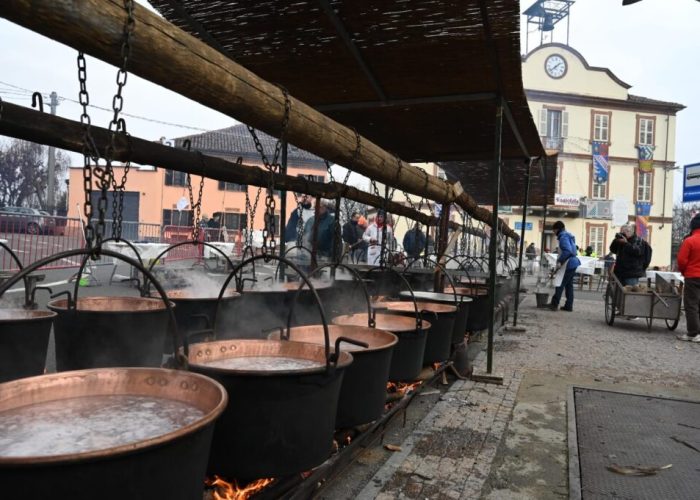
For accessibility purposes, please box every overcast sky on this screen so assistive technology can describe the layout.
[0,0,697,200]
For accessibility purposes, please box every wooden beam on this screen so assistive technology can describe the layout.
[0,101,436,226]
[0,0,517,239]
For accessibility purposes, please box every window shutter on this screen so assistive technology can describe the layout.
[561,111,569,138]
[539,109,548,135]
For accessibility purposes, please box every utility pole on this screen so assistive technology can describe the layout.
[47,91,59,214]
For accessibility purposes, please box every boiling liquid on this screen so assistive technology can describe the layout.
[204,356,322,371]
[0,395,204,457]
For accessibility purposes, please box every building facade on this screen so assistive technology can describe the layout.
[520,43,684,266]
[67,124,327,235]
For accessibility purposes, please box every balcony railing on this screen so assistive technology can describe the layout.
[541,136,564,151]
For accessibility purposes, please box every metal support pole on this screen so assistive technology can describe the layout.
[512,158,534,327]
[539,167,549,281]
[486,100,503,374]
[46,91,59,214]
[278,140,288,278]
[434,202,451,292]
[381,184,389,268]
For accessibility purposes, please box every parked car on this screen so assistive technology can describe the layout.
[38,210,66,236]
[0,207,51,235]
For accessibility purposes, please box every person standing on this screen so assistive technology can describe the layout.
[676,214,700,342]
[285,194,312,244]
[549,220,581,312]
[403,223,427,260]
[303,199,336,259]
[363,210,393,265]
[609,223,652,286]
[525,242,537,275]
[342,211,365,262]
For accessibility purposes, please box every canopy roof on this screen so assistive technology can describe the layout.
[150,0,547,164]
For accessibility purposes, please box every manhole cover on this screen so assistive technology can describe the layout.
[569,387,700,500]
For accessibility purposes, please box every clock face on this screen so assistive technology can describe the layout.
[545,54,567,79]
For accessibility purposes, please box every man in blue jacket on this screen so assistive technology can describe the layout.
[549,220,581,312]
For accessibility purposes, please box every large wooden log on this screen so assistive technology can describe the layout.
[0,101,436,226]
[0,0,517,239]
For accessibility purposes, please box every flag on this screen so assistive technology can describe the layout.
[636,215,649,240]
[592,141,609,183]
[635,201,651,216]
[636,145,655,173]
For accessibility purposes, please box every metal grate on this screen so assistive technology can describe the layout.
[570,387,700,500]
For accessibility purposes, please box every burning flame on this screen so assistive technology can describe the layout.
[386,381,422,397]
[205,476,274,500]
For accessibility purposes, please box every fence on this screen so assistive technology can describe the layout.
[0,216,245,271]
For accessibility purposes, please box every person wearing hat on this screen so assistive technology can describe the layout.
[363,210,393,265]
[676,213,700,342]
[549,220,581,311]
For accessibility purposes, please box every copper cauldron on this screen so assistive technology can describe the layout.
[274,325,397,428]
[0,367,227,500]
[0,309,56,383]
[188,338,352,479]
[166,288,240,347]
[48,296,173,371]
[333,313,430,381]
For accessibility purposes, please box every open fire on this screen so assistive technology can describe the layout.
[205,476,274,500]
[386,380,422,398]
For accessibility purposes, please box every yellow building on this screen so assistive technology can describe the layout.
[520,43,684,266]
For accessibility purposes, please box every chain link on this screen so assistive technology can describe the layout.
[247,86,291,259]
[186,158,206,241]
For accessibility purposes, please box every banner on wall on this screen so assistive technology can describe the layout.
[636,215,650,240]
[636,145,655,173]
[635,201,651,217]
[592,141,609,183]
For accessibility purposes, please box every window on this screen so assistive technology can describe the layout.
[592,181,606,200]
[592,111,611,143]
[214,212,247,230]
[637,116,655,145]
[587,224,606,257]
[555,161,563,193]
[162,209,193,226]
[637,171,652,202]
[164,169,187,186]
[538,107,568,150]
[218,181,247,192]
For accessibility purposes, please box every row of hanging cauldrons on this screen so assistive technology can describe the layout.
[0,237,517,500]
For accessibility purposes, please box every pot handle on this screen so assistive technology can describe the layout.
[50,290,75,310]
[329,336,369,366]
[0,248,186,369]
[27,286,52,310]
[366,266,421,330]
[306,263,375,328]
[217,254,333,372]
[421,256,460,307]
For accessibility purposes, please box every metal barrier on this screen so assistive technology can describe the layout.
[0,217,248,271]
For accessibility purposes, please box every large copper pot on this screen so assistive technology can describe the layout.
[275,325,397,428]
[166,288,240,347]
[0,367,227,500]
[332,313,430,381]
[399,291,472,344]
[48,296,173,371]
[0,309,56,383]
[373,301,456,363]
[445,286,490,332]
[188,338,353,479]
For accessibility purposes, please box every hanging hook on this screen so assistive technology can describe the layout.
[116,118,127,133]
[31,92,44,113]
[182,139,191,151]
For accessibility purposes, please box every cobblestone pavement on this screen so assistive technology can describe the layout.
[355,289,700,499]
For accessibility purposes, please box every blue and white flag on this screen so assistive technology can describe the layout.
[592,141,609,183]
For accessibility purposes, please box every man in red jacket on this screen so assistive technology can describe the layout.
[676,213,700,342]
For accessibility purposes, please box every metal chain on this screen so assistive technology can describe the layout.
[244,187,262,248]
[0,96,3,121]
[77,52,100,250]
[186,159,206,241]
[247,86,291,259]
[105,0,135,241]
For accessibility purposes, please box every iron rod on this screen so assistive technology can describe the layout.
[513,158,534,327]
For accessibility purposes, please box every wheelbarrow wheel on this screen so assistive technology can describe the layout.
[604,286,616,326]
[666,317,679,331]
